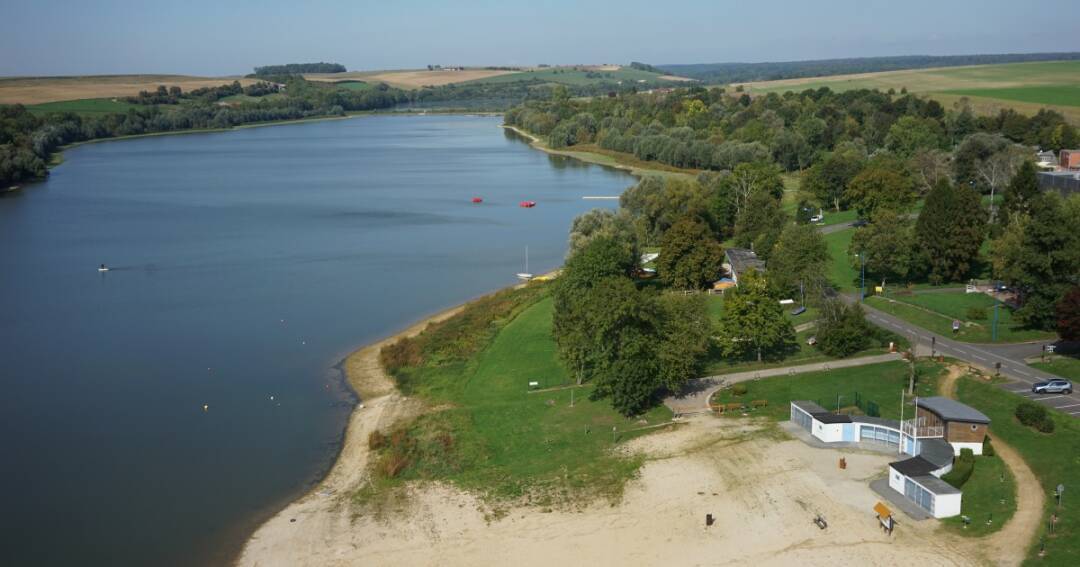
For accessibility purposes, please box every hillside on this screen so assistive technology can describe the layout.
[305,65,693,90]
[738,60,1080,124]
[0,75,258,105]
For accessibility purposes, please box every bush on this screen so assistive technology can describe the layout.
[942,448,976,488]
[965,306,988,320]
[1037,418,1056,434]
[731,383,748,396]
[368,430,387,450]
[982,435,995,457]
[1015,400,1048,427]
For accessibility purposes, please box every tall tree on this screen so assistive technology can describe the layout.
[815,300,873,358]
[655,294,714,392]
[1057,286,1080,342]
[914,179,986,283]
[909,148,952,196]
[716,271,795,362]
[1000,160,1040,226]
[656,216,725,290]
[849,209,915,283]
[767,223,829,300]
[801,144,866,212]
[567,208,639,261]
[724,161,784,220]
[845,161,917,218]
[734,190,786,259]
[885,115,945,157]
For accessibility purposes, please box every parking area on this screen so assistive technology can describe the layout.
[997,381,1080,417]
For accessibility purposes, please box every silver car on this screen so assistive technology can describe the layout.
[1032,379,1073,394]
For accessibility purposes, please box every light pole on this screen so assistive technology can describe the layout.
[859,251,866,302]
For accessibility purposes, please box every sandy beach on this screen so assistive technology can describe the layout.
[238,317,997,567]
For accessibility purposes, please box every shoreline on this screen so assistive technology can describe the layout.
[502,124,695,179]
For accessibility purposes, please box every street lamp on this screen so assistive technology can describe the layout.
[857,251,866,302]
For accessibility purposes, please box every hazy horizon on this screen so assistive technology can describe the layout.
[3,0,1080,77]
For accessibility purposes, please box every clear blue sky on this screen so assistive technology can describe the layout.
[2,0,1078,76]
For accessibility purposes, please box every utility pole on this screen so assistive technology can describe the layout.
[859,252,866,302]
[898,389,905,455]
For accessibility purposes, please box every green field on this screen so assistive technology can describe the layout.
[467,67,676,87]
[740,60,1080,124]
[941,449,1017,537]
[372,295,672,505]
[710,360,942,420]
[866,291,1056,343]
[824,228,859,292]
[1031,356,1080,381]
[955,377,1080,564]
[27,97,141,116]
[334,81,373,91]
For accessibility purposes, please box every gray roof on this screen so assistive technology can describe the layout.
[916,397,990,424]
[791,400,827,415]
[850,415,900,428]
[918,438,955,469]
[725,248,765,275]
[815,413,852,424]
[911,475,961,495]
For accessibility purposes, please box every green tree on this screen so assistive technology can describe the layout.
[801,144,866,212]
[620,176,718,243]
[1000,160,1040,226]
[716,270,796,362]
[657,216,725,290]
[845,160,917,218]
[815,300,873,358]
[734,189,787,259]
[849,209,915,283]
[914,179,986,283]
[724,161,784,220]
[553,237,636,384]
[567,208,639,261]
[655,294,713,392]
[885,115,945,157]
[767,223,829,300]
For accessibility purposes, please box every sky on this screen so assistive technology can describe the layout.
[2,0,1079,77]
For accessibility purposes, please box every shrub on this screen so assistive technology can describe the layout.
[942,448,975,488]
[368,430,387,451]
[982,435,995,457]
[731,383,748,396]
[965,306,988,321]
[1037,418,1056,434]
[379,451,410,479]
[1015,400,1048,427]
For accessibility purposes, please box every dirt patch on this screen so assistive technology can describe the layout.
[0,75,258,104]
[659,74,696,82]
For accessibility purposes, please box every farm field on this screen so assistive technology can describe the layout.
[0,74,256,104]
[26,97,142,116]
[737,60,1080,124]
[465,66,684,86]
[304,68,516,89]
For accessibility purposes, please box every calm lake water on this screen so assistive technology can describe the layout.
[0,115,631,566]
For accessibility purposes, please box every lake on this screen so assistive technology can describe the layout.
[0,115,632,566]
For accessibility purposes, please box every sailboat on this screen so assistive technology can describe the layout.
[516,247,533,280]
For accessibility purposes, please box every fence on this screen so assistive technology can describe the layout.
[815,391,881,417]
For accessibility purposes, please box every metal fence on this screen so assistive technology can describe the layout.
[816,391,881,417]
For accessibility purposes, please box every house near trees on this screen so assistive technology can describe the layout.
[720,248,765,287]
[790,396,991,519]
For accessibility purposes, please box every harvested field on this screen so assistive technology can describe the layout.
[0,75,258,105]
[304,69,516,89]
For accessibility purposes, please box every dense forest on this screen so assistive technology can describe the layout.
[252,62,346,75]
[659,52,1080,84]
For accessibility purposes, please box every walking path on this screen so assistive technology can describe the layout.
[664,352,902,415]
[938,366,1044,567]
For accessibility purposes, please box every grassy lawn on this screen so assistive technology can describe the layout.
[1031,356,1080,381]
[710,360,942,420]
[376,295,672,505]
[824,228,859,292]
[955,377,1080,564]
[866,291,1057,343]
[943,84,1080,108]
[27,97,141,116]
[335,81,373,91]
[942,451,1017,537]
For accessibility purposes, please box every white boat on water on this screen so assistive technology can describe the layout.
[516,247,533,281]
[98,264,110,272]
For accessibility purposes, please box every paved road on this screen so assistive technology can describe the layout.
[665,353,902,415]
[854,299,1080,418]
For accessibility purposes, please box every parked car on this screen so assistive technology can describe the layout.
[809,214,824,223]
[852,219,868,227]
[1032,379,1073,394]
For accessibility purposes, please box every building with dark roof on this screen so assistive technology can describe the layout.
[1038,170,1080,197]
[722,248,765,286]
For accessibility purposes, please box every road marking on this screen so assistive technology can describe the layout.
[1071,410,1080,416]
[1055,403,1080,409]
[955,349,968,355]
[1038,395,1065,401]
[973,355,987,361]
[1014,369,1031,377]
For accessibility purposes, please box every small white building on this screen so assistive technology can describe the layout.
[790,398,988,519]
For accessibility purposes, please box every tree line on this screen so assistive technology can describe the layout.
[124,81,282,105]
[253,62,346,75]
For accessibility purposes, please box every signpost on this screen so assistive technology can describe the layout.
[1057,484,1064,509]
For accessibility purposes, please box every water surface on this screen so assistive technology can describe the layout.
[0,115,631,566]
